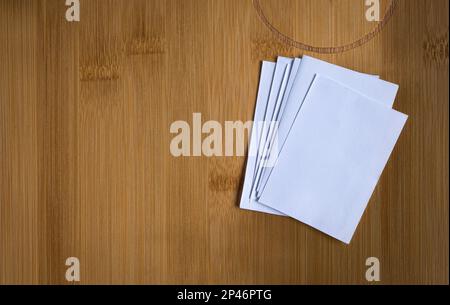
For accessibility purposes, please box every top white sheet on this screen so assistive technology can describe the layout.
[259,75,407,243]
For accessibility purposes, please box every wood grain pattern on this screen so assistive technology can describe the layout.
[0,0,448,284]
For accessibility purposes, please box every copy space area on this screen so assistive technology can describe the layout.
[0,0,448,284]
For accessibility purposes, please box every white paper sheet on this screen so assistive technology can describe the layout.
[239,61,284,214]
[250,57,301,200]
[251,57,293,192]
[259,75,407,243]
[255,56,399,198]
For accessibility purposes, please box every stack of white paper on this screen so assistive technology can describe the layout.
[240,56,407,244]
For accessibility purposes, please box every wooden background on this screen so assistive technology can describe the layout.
[0,0,448,284]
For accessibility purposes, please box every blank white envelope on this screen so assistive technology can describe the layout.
[255,56,398,199]
[251,57,301,200]
[259,75,408,244]
[252,57,293,195]
[240,61,284,215]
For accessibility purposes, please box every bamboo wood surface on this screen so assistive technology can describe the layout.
[0,0,448,284]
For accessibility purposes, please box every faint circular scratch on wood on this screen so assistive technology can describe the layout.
[253,0,398,54]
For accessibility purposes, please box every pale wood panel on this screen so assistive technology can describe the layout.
[0,0,41,284]
[0,0,448,284]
